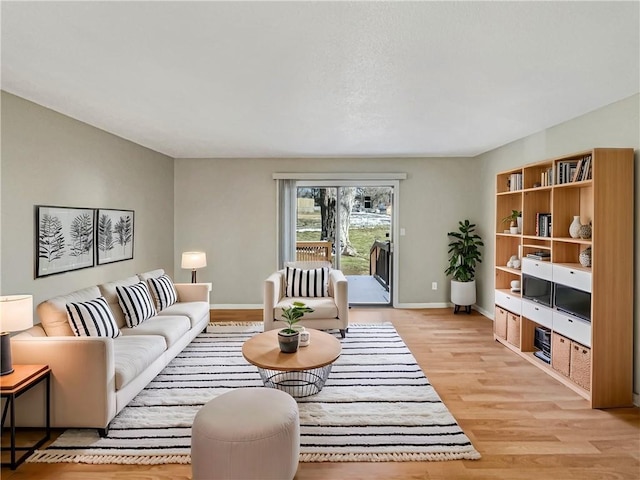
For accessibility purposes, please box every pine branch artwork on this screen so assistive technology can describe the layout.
[68,213,94,257]
[113,215,133,253]
[39,214,66,263]
[97,214,115,252]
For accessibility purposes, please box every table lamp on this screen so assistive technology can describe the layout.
[181,252,207,283]
[0,295,34,376]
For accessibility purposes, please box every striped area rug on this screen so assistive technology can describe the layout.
[28,323,480,464]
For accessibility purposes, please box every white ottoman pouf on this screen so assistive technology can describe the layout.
[191,387,300,480]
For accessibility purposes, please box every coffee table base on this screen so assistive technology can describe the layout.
[257,365,333,398]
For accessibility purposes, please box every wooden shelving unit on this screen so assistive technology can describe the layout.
[493,148,634,408]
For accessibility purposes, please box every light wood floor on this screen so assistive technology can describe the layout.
[3,308,639,479]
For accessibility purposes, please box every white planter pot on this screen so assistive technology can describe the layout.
[451,280,476,307]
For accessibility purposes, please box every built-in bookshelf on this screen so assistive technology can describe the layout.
[494,148,634,408]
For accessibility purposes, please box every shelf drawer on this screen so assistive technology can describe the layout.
[552,311,591,348]
[506,313,521,348]
[522,299,553,329]
[495,290,521,314]
[494,306,507,339]
[569,341,591,391]
[552,264,592,293]
[522,258,552,281]
[551,332,571,376]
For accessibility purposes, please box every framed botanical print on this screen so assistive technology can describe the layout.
[36,205,95,278]
[96,209,135,265]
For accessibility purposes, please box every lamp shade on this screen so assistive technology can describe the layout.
[0,295,33,333]
[181,252,207,270]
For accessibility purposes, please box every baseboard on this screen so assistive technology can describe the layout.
[210,304,263,309]
[634,393,640,407]
[394,302,451,309]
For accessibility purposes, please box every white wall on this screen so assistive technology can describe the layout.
[174,157,482,306]
[0,92,175,317]
[474,93,640,396]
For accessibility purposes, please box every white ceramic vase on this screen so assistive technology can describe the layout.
[569,216,581,238]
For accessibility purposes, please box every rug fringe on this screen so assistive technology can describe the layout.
[27,451,191,465]
[299,451,481,462]
[28,450,480,465]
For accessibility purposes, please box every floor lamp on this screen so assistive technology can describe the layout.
[182,252,207,283]
[1,295,34,376]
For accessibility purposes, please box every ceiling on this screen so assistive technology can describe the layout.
[1,1,638,159]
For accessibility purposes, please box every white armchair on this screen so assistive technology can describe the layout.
[263,263,349,337]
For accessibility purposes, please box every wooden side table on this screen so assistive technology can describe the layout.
[1,364,51,469]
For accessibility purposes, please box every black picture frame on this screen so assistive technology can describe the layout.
[35,205,96,278]
[96,209,135,265]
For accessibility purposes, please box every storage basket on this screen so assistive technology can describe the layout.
[570,341,591,391]
[506,312,520,347]
[551,333,570,377]
[494,306,507,339]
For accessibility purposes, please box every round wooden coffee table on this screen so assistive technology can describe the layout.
[242,329,341,398]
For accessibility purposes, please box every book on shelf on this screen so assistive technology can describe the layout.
[557,161,578,184]
[535,212,552,237]
[527,252,551,261]
[509,173,522,191]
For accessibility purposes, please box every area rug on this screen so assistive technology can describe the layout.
[27,323,480,464]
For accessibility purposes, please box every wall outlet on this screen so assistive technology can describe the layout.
[432,282,438,290]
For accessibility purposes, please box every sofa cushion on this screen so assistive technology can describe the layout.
[66,296,121,338]
[119,315,191,348]
[98,276,141,329]
[275,297,338,321]
[148,274,178,311]
[116,282,157,327]
[113,335,167,390]
[157,301,209,328]
[285,267,329,298]
[137,269,165,282]
[37,285,101,336]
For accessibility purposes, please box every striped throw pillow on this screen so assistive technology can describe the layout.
[285,267,329,297]
[148,274,178,311]
[66,296,120,338]
[116,282,157,328]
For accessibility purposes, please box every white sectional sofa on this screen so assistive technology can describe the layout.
[11,269,210,436]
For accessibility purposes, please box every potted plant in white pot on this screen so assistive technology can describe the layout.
[277,301,314,353]
[445,219,484,314]
[502,210,521,234]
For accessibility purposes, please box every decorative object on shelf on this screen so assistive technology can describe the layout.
[445,219,484,314]
[502,210,521,234]
[578,221,592,240]
[510,280,521,292]
[97,209,135,265]
[579,247,592,267]
[181,251,207,283]
[569,215,582,238]
[36,205,96,278]
[277,301,314,353]
[0,295,33,376]
[506,255,520,269]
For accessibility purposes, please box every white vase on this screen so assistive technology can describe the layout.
[569,216,581,238]
[516,216,523,234]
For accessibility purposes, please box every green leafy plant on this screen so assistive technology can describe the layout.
[502,209,521,226]
[445,220,484,282]
[278,301,314,334]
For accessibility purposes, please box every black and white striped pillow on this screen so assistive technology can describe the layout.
[148,274,178,311]
[66,296,120,338]
[285,267,329,297]
[116,282,157,328]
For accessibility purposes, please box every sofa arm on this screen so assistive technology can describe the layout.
[263,272,285,330]
[10,327,116,429]
[330,269,349,323]
[175,283,210,303]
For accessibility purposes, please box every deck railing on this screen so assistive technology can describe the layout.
[296,241,333,263]
[369,240,391,291]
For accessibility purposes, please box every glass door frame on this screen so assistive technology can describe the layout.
[280,178,400,307]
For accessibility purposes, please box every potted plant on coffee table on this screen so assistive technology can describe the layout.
[445,219,484,314]
[277,301,314,353]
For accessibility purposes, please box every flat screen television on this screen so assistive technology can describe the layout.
[554,283,591,322]
[522,274,553,307]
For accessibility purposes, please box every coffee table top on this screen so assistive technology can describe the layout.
[242,329,341,372]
